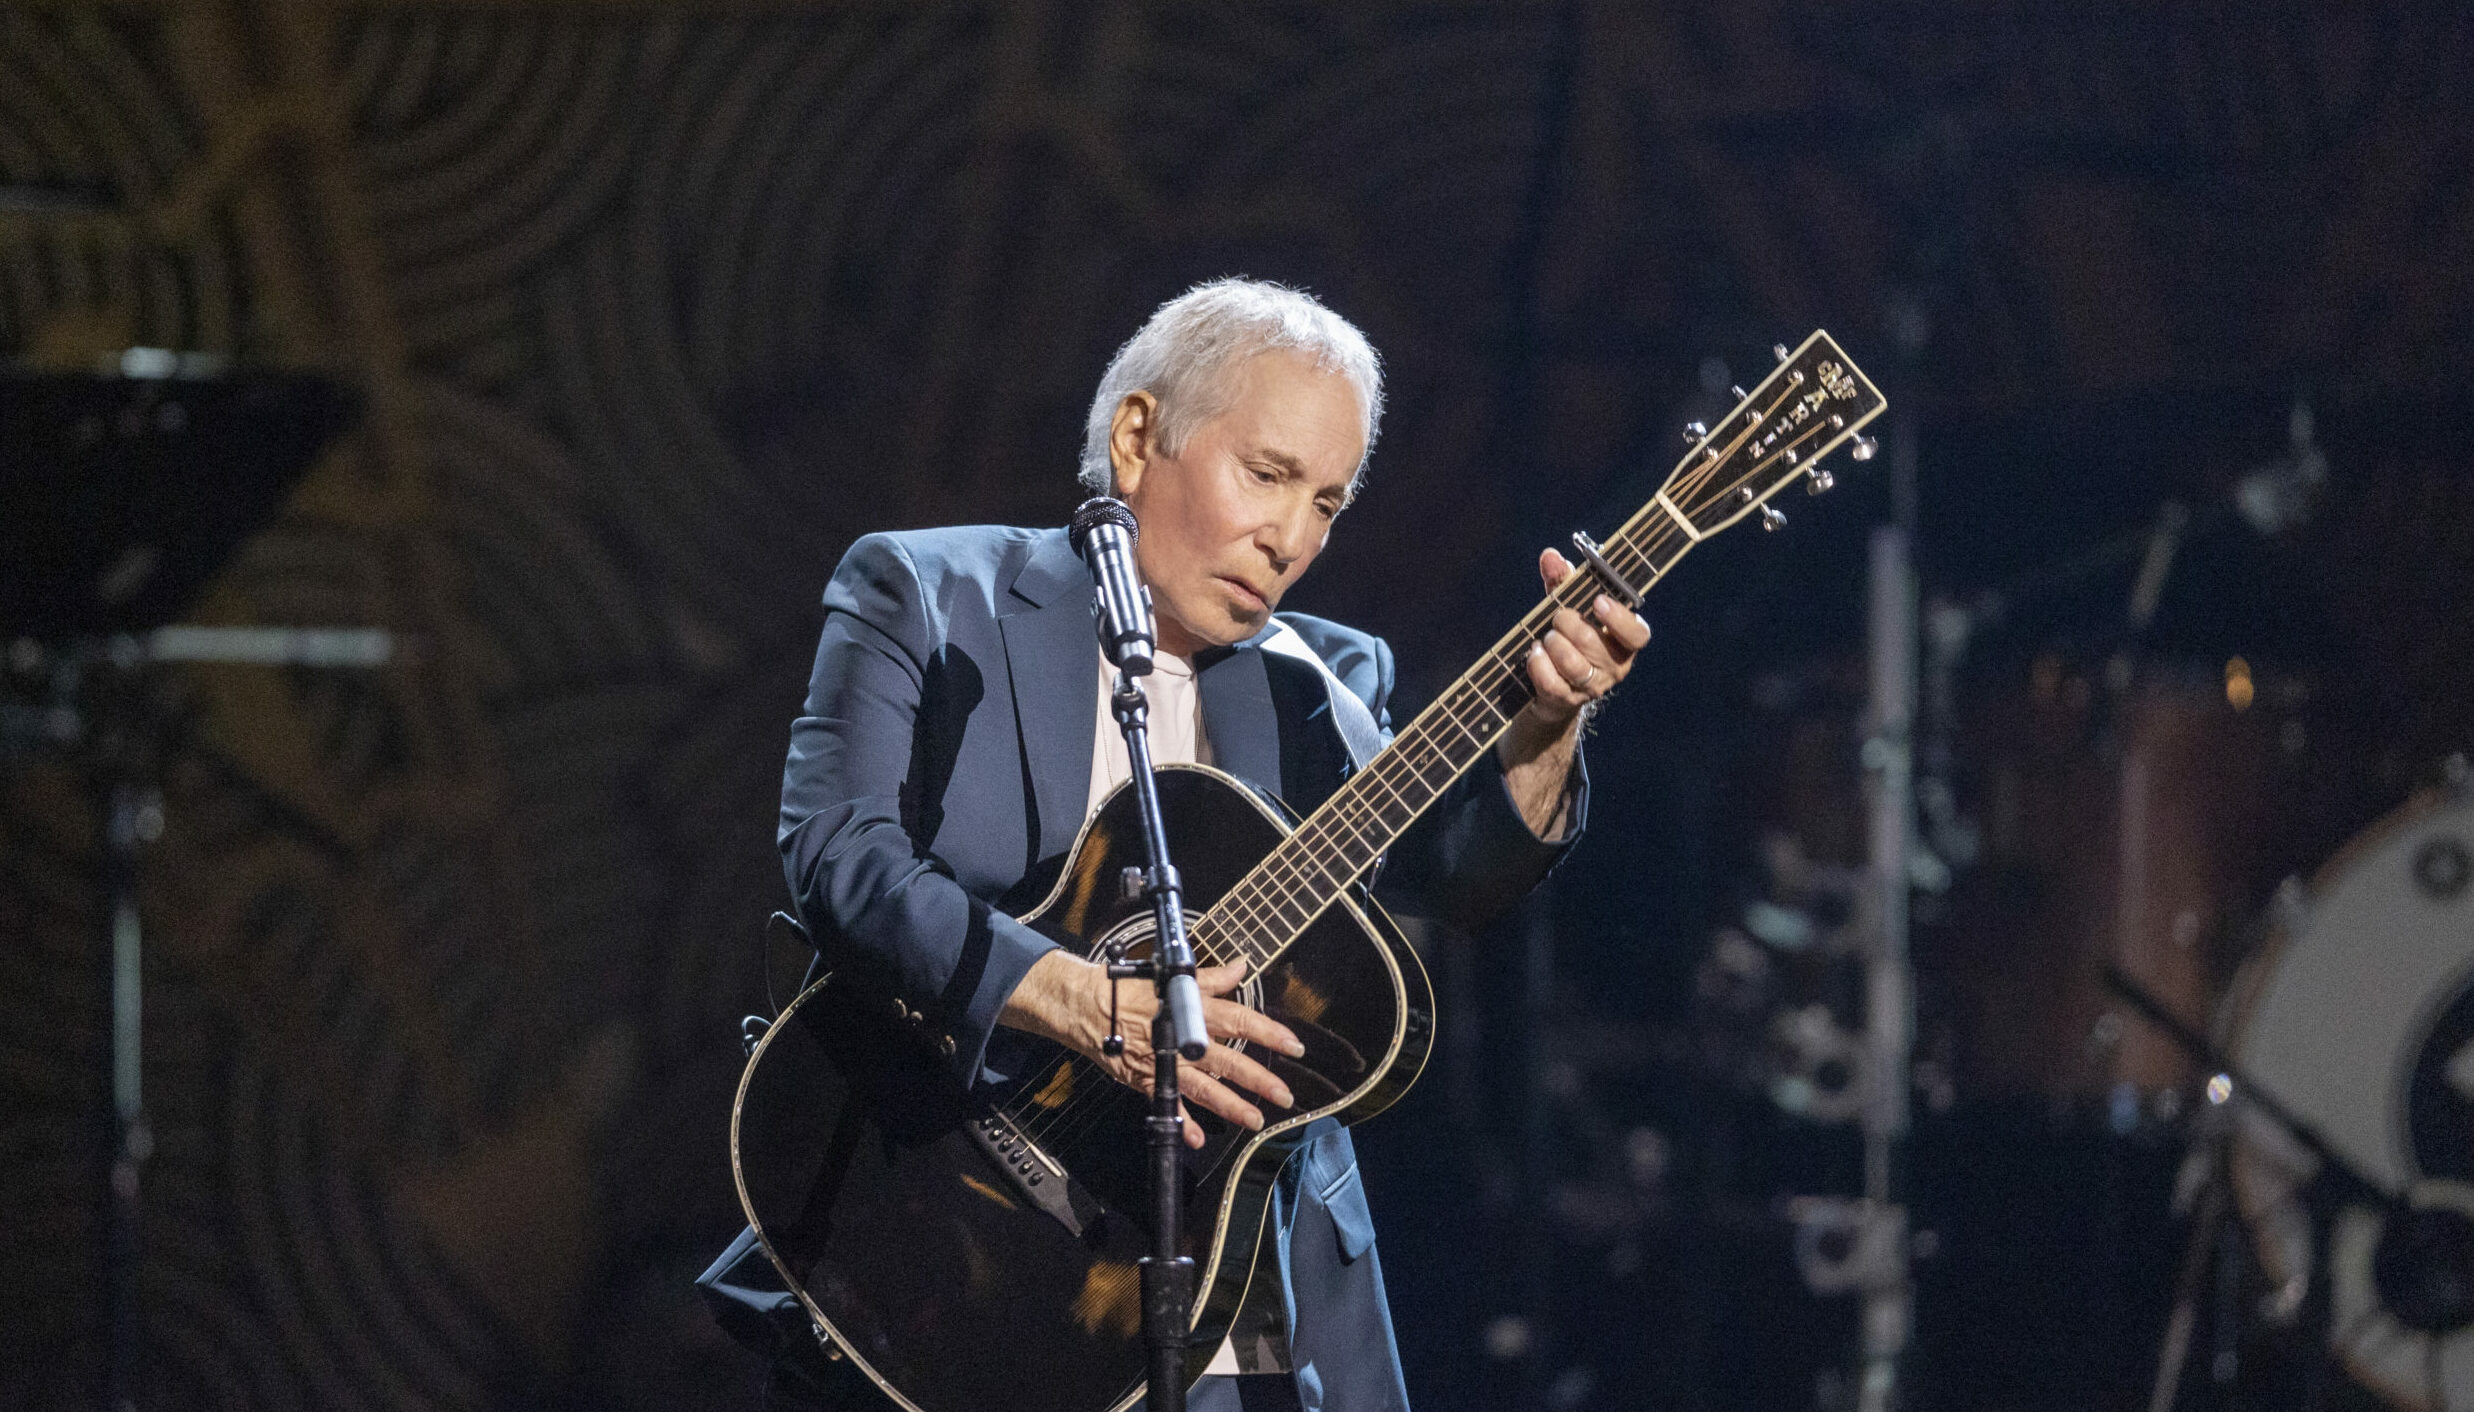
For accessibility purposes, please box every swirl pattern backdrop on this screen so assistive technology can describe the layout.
[3,3,2473,1409]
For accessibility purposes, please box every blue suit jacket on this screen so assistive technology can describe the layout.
[712,524,1585,1412]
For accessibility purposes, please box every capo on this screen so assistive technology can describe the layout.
[1570,531,1646,610]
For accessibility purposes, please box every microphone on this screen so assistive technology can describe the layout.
[1069,497,1155,675]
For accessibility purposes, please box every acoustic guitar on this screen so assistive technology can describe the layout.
[732,331,1886,1412]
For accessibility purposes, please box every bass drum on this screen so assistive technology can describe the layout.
[2228,785,2474,1411]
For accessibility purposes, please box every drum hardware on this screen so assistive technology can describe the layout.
[2100,777,2474,1412]
[2102,965,2408,1412]
[1692,831,1873,1120]
[1715,389,2361,1408]
[1769,1004,1871,1124]
[2101,966,2392,1209]
[2414,837,2470,900]
[2229,787,2474,1411]
[1786,1196,1920,1298]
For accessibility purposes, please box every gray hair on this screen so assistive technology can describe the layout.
[1078,277,1384,500]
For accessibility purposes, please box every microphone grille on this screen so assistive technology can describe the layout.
[1069,496,1139,556]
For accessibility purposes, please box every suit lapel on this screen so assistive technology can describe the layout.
[999,530,1098,863]
[1200,640,1283,802]
[1000,531,1298,845]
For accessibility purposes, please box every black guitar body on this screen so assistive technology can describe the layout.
[732,763,1435,1412]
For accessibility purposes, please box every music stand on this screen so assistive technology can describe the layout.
[2,364,360,1412]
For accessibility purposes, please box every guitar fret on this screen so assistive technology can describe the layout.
[1346,781,1398,834]
[1359,759,1419,820]
[1403,737,1457,789]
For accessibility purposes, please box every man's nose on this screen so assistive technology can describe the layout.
[1259,509,1316,573]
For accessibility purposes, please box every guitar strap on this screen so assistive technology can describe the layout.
[1258,620,1385,771]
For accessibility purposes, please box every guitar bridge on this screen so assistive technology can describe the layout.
[967,1109,1084,1236]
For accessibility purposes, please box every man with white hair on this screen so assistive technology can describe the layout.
[704,278,1647,1411]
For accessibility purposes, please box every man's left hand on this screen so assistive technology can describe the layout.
[1517,547,1649,725]
[1493,548,1648,838]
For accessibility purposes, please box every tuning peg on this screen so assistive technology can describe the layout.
[1759,503,1787,532]
[1730,385,1747,402]
[1683,420,1708,443]
[1850,435,1878,462]
[1774,343,1790,363]
[1805,466,1835,495]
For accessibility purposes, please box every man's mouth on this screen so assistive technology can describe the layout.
[1218,577,1268,613]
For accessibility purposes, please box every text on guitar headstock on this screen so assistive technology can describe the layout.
[1658,331,1886,539]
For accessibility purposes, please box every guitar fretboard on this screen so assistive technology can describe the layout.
[1189,512,1682,970]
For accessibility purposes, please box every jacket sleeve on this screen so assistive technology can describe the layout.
[1362,634,1591,932]
[778,533,1057,1086]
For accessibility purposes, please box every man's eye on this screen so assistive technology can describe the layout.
[1315,501,1339,521]
[1248,465,1277,484]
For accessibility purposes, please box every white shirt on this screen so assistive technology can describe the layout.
[1084,647,1211,817]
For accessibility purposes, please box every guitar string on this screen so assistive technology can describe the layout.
[998,381,1862,1154]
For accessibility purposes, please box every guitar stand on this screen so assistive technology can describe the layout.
[1099,666,1212,1412]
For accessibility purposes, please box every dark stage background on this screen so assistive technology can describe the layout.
[5,3,2474,1410]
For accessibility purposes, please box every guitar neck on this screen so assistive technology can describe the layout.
[1193,328,1885,970]
[1192,509,1685,969]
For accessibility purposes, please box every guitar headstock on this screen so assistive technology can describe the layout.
[1656,331,1886,538]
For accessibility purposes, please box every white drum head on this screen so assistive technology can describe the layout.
[2229,789,2474,1410]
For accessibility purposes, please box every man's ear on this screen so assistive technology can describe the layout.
[1108,390,1159,497]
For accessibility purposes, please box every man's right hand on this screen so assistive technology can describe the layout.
[998,950,1306,1148]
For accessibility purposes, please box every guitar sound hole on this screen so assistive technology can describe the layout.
[1090,910,1260,1053]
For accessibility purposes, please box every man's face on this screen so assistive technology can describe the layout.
[1114,350,1366,655]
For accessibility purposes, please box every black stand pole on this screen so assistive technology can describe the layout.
[1099,669,1209,1412]
[1139,1004,1193,1412]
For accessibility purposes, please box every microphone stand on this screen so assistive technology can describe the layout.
[1100,664,1210,1412]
